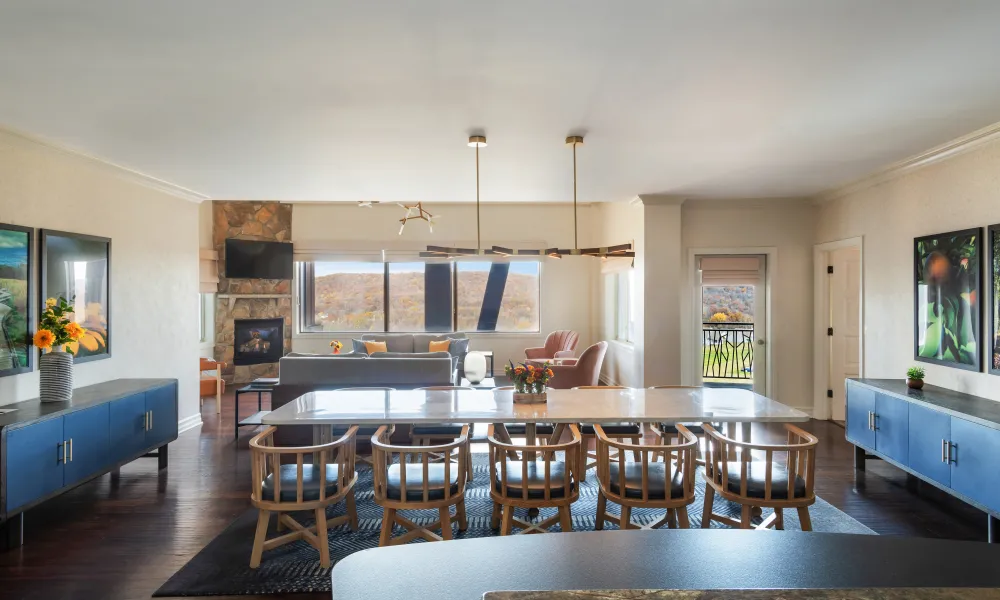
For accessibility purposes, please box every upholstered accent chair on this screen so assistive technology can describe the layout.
[199,358,225,415]
[537,341,608,389]
[525,330,580,361]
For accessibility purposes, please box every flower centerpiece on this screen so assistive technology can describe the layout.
[34,297,88,402]
[330,339,344,355]
[505,360,555,404]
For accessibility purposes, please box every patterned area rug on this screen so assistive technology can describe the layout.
[155,455,874,597]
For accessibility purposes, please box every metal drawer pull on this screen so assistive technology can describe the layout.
[942,439,947,463]
[149,410,153,430]
[68,438,73,462]
[945,441,952,464]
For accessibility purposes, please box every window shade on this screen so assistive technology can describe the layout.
[699,256,763,286]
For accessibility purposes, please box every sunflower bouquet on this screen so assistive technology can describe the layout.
[33,296,87,353]
[329,339,344,354]
[504,360,555,394]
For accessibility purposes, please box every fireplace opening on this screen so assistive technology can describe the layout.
[233,318,284,366]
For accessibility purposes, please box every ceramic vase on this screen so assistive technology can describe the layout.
[39,346,73,402]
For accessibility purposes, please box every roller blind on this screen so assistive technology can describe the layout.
[699,256,763,286]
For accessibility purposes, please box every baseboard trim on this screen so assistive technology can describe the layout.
[177,413,203,435]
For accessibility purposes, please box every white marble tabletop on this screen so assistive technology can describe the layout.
[261,387,809,426]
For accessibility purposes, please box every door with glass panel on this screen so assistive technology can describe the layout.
[697,255,767,395]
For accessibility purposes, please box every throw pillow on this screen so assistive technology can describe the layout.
[364,340,388,354]
[428,339,451,352]
[351,339,369,355]
[446,337,470,357]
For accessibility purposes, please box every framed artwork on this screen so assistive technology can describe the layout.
[0,223,33,376]
[40,230,111,363]
[914,227,982,371]
[990,225,1000,375]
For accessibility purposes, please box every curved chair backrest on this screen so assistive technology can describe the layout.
[334,386,396,391]
[487,424,582,503]
[545,330,580,355]
[594,424,698,504]
[416,386,475,391]
[702,423,819,504]
[572,385,627,390]
[370,425,470,507]
[249,425,359,510]
[648,385,701,389]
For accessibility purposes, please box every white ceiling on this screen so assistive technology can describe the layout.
[2,0,1000,203]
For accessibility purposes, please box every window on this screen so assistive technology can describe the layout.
[605,270,634,343]
[456,262,540,332]
[300,262,385,332]
[298,260,539,333]
[199,293,214,344]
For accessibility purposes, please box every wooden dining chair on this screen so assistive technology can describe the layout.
[487,424,582,535]
[701,423,819,530]
[249,425,359,569]
[371,424,470,546]
[593,423,699,530]
[648,385,714,465]
[494,386,556,443]
[331,387,395,465]
[572,386,640,481]
[411,386,475,481]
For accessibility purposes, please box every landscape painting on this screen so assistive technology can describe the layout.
[40,230,111,363]
[914,227,982,371]
[0,224,33,376]
[990,225,1000,375]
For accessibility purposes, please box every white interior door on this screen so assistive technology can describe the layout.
[829,245,862,421]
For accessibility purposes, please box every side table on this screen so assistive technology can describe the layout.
[234,377,278,439]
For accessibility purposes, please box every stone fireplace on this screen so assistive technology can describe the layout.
[212,201,293,384]
[233,318,285,366]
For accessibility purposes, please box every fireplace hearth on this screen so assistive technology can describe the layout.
[233,318,284,366]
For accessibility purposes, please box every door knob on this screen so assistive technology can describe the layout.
[756,339,766,346]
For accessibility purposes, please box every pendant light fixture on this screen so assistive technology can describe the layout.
[422,135,501,257]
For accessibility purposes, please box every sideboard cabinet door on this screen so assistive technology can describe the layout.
[4,418,65,513]
[109,392,147,461]
[144,383,177,448]
[907,403,951,487]
[63,403,111,486]
[951,418,1000,515]
[846,382,876,449]
[874,392,909,465]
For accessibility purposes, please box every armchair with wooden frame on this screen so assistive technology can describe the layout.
[593,423,699,530]
[248,425,359,569]
[199,357,225,415]
[701,423,818,530]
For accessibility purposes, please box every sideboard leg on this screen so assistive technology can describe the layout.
[989,515,999,544]
[854,445,866,471]
[1,513,24,551]
[158,444,169,470]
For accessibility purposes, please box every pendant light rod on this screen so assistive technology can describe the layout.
[566,135,584,249]
[476,140,481,250]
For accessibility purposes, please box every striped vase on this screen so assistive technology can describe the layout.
[39,347,73,403]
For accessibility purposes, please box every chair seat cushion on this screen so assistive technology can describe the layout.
[724,461,807,500]
[386,463,460,501]
[504,423,555,435]
[582,423,641,436]
[261,464,341,502]
[411,424,466,436]
[608,462,686,500]
[493,461,574,499]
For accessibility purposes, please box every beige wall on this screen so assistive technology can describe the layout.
[291,202,596,368]
[0,130,201,424]
[681,198,817,409]
[817,138,1000,401]
[643,199,685,386]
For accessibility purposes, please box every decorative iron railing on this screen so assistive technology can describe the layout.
[702,322,754,380]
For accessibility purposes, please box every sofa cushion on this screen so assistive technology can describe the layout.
[364,340,388,354]
[429,339,451,352]
[370,351,451,360]
[362,334,414,353]
[351,339,369,355]
[413,333,466,352]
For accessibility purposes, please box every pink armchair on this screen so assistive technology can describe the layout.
[525,330,580,361]
[537,341,608,389]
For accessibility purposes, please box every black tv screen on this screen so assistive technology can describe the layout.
[225,239,293,279]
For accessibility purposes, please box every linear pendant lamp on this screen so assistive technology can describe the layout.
[492,136,634,259]
[422,136,503,258]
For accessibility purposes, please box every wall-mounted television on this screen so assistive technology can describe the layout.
[225,239,293,279]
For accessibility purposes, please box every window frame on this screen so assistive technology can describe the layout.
[610,269,635,344]
[296,260,542,335]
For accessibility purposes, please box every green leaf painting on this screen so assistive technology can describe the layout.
[915,228,981,369]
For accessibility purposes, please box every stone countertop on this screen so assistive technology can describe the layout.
[485,590,1000,600]
[0,378,177,429]
[849,378,1000,431]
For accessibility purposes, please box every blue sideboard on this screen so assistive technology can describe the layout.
[0,378,178,550]
[846,378,1000,542]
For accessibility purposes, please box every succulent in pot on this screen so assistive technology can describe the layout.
[906,366,926,390]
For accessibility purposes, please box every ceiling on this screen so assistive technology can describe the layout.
[2,1,1000,203]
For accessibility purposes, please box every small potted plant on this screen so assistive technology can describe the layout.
[906,366,925,390]
[505,360,555,404]
[329,340,343,354]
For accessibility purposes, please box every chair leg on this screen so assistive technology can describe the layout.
[676,506,691,529]
[667,508,678,529]
[595,491,607,530]
[740,505,753,529]
[379,508,396,547]
[346,489,359,531]
[456,499,468,531]
[775,508,784,530]
[579,438,588,482]
[250,509,270,568]
[701,488,715,529]
[491,501,502,530]
[797,507,813,532]
[500,505,515,536]
[620,505,632,530]
[559,505,573,532]
[315,507,331,568]
[439,507,453,541]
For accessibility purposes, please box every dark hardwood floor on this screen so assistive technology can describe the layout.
[0,391,990,600]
